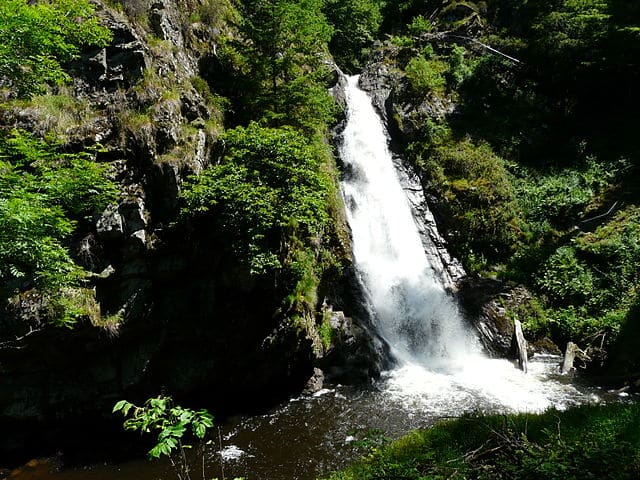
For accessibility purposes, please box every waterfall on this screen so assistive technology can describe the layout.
[339,75,478,370]
[336,75,597,413]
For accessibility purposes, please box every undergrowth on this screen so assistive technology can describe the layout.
[325,403,640,480]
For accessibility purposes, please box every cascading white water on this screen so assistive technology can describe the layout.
[338,75,598,412]
[339,75,478,370]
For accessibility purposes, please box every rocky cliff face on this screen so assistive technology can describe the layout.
[0,0,379,462]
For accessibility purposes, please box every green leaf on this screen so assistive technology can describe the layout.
[113,400,128,413]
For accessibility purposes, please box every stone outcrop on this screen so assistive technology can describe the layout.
[457,278,515,356]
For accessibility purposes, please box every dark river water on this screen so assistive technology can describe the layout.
[7,355,628,480]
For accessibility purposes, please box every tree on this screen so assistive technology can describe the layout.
[323,0,384,72]
[0,0,112,97]
[227,0,333,127]
[180,122,331,274]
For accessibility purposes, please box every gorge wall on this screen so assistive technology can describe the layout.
[0,0,381,462]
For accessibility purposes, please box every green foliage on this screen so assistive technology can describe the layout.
[0,194,78,295]
[537,246,594,305]
[0,130,117,323]
[531,0,611,63]
[191,0,238,29]
[507,295,550,338]
[407,15,433,35]
[514,157,616,228]
[385,0,640,363]
[1,130,118,219]
[180,123,331,275]
[404,56,448,95]
[213,0,337,133]
[323,0,385,72]
[0,0,112,97]
[48,287,102,329]
[448,45,473,87]
[318,313,334,351]
[114,396,215,480]
[532,207,640,342]
[418,139,520,266]
[325,404,640,480]
[8,93,95,140]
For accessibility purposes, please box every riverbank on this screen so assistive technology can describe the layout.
[323,402,640,480]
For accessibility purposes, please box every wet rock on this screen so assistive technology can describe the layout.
[319,309,387,383]
[393,156,466,288]
[96,204,125,239]
[119,197,148,234]
[458,278,514,357]
[303,368,325,394]
[330,73,349,113]
[359,49,396,123]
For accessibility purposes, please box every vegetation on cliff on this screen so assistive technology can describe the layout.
[0,131,118,326]
[0,0,117,327]
[0,0,112,97]
[1,0,639,474]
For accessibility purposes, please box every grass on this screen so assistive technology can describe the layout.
[323,403,640,480]
[9,93,95,141]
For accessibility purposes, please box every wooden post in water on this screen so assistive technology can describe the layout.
[513,319,528,373]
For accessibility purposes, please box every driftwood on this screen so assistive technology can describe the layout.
[513,319,528,373]
[561,342,579,374]
[561,342,591,374]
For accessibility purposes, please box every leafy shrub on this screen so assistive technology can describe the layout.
[515,157,615,228]
[0,131,117,324]
[404,55,448,95]
[407,15,433,35]
[448,45,473,87]
[324,0,384,72]
[528,207,640,347]
[180,123,331,274]
[0,195,78,296]
[113,396,229,480]
[0,0,112,97]
[537,246,594,305]
[419,139,520,264]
